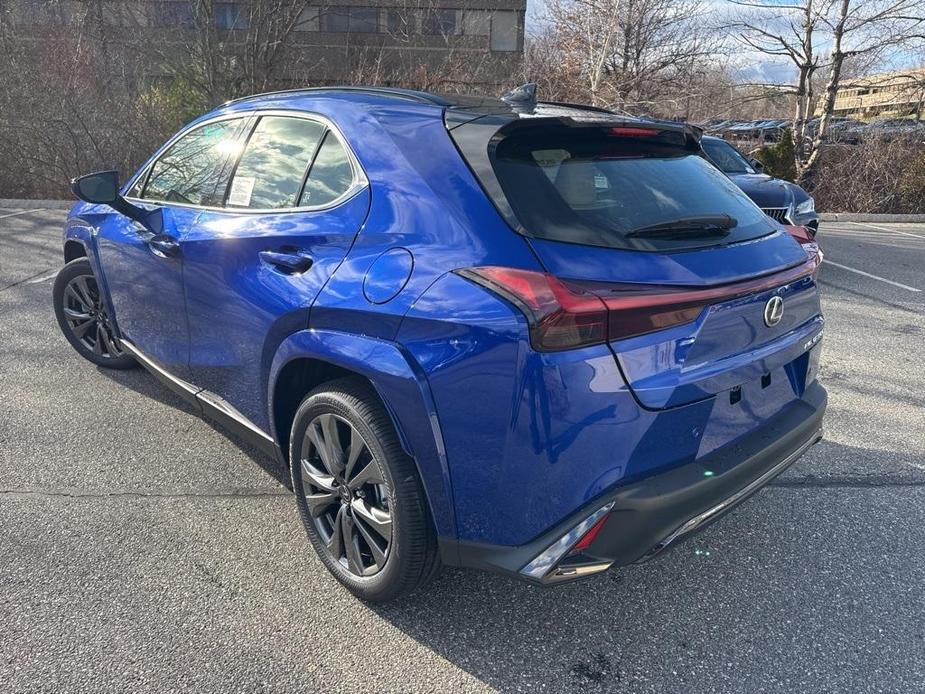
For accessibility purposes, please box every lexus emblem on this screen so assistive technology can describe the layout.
[764,296,784,327]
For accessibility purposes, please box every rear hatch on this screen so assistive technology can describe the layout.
[450,113,823,409]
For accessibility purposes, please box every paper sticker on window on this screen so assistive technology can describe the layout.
[227,176,256,207]
[594,173,609,188]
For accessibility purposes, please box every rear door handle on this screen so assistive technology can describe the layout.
[259,250,313,274]
[148,234,180,258]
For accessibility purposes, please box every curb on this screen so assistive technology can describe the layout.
[820,212,925,222]
[0,199,73,210]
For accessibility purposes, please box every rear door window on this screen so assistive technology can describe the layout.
[298,131,354,207]
[141,118,247,206]
[226,116,326,209]
[490,124,775,251]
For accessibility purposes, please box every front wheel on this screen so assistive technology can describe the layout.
[290,377,440,602]
[53,258,136,369]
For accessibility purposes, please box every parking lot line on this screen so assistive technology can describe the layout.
[0,208,42,219]
[824,260,922,292]
[846,221,925,239]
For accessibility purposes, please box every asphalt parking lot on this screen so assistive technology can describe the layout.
[1,208,923,693]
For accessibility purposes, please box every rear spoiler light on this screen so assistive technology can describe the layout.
[457,248,821,352]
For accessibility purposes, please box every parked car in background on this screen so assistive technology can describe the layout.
[859,118,925,142]
[55,86,825,602]
[701,135,819,232]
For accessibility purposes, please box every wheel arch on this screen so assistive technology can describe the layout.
[268,329,456,538]
[64,239,88,263]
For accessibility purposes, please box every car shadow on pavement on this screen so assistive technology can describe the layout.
[95,366,292,490]
[366,438,925,692]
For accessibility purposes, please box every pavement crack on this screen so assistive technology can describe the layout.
[0,486,291,499]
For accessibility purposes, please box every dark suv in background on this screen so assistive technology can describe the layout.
[701,135,818,233]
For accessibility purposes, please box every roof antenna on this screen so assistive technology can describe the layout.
[501,83,537,111]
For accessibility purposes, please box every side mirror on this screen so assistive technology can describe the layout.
[70,170,149,226]
[72,170,120,204]
[748,157,765,172]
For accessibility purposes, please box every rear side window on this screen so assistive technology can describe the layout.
[227,116,326,209]
[490,124,774,251]
[702,138,755,174]
[299,131,354,207]
[141,119,245,206]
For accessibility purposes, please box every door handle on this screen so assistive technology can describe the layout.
[259,250,313,274]
[148,234,180,258]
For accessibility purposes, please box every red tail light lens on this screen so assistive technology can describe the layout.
[457,267,608,351]
[458,254,820,352]
[609,126,661,137]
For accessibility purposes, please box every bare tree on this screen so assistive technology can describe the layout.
[530,0,721,112]
[151,0,316,106]
[729,0,925,184]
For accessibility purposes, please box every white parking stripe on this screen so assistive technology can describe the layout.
[25,270,58,284]
[824,260,922,292]
[846,221,925,239]
[0,208,43,219]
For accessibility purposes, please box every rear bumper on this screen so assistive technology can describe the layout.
[440,380,826,584]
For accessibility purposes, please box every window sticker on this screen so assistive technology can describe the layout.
[227,176,256,207]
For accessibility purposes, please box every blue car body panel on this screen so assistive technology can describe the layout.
[527,230,807,286]
[64,89,826,567]
[94,204,201,378]
[182,190,371,431]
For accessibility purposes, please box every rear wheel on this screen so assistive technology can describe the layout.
[53,258,136,369]
[290,377,440,602]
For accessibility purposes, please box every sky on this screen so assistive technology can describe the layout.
[524,0,923,85]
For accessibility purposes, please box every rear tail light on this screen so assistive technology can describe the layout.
[457,252,820,352]
[456,267,608,350]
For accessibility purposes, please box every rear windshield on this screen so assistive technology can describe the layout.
[489,124,775,251]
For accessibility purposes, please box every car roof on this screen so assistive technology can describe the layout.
[218,85,696,134]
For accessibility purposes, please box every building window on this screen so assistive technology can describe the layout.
[215,3,248,29]
[489,10,519,52]
[323,6,379,33]
[421,9,457,36]
[384,8,415,37]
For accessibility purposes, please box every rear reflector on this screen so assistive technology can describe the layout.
[568,512,611,555]
[457,248,820,352]
[520,502,615,581]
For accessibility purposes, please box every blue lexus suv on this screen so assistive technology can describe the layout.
[54,86,826,601]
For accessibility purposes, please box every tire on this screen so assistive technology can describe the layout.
[290,376,440,602]
[53,258,136,370]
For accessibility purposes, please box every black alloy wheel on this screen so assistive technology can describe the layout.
[290,377,440,601]
[300,412,393,576]
[53,258,136,369]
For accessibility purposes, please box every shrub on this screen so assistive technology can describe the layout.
[754,136,797,182]
[808,137,925,213]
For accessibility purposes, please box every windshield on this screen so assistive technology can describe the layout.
[701,138,756,175]
[490,125,774,251]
